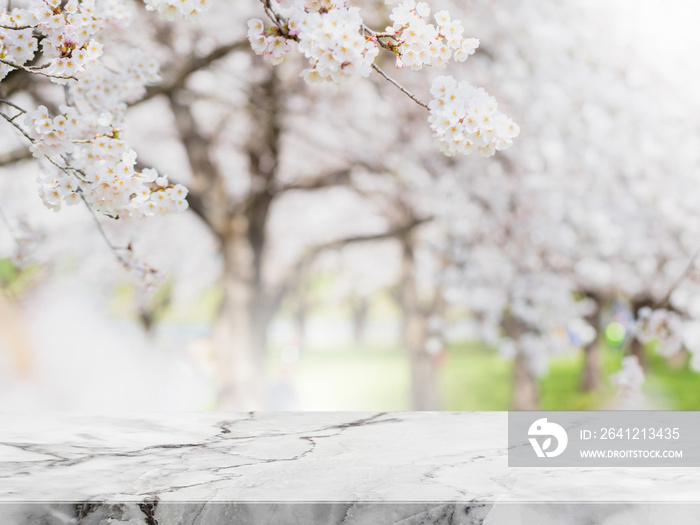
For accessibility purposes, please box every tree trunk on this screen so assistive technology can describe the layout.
[502,314,538,410]
[580,339,602,392]
[630,296,653,371]
[294,293,308,353]
[512,349,539,410]
[214,218,266,410]
[406,307,438,410]
[629,337,646,371]
[169,64,282,410]
[399,232,440,410]
[350,294,369,347]
[579,297,602,392]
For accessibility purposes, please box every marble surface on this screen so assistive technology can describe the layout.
[1,412,700,524]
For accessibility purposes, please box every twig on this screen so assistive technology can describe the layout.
[58,160,88,182]
[259,0,295,39]
[0,58,77,81]
[362,24,396,50]
[0,24,31,30]
[78,192,158,275]
[0,109,33,142]
[262,0,288,30]
[371,63,429,110]
[0,98,27,113]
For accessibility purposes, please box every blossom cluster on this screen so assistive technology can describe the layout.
[388,0,479,70]
[248,1,379,84]
[635,307,683,357]
[70,50,161,116]
[247,19,292,66]
[24,105,188,218]
[245,2,519,158]
[23,104,80,158]
[143,0,211,21]
[1,0,137,83]
[292,3,378,83]
[35,0,105,81]
[428,76,519,157]
[90,0,133,31]
[0,0,108,83]
[0,10,39,80]
[0,0,191,221]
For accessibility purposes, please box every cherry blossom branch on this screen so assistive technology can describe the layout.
[0,108,32,141]
[371,63,429,110]
[0,107,90,185]
[260,0,289,35]
[362,24,397,51]
[58,161,89,183]
[1,105,156,276]
[0,98,25,114]
[254,1,429,109]
[78,192,158,275]
[0,58,77,81]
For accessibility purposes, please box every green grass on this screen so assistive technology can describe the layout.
[266,340,700,410]
[643,350,700,410]
[440,342,512,410]
[539,348,620,410]
[441,343,621,410]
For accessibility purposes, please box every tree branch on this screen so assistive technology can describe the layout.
[167,95,234,240]
[138,40,248,104]
[275,167,353,193]
[269,215,433,313]
[317,216,433,250]
[275,161,383,194]
[0,146,31,166]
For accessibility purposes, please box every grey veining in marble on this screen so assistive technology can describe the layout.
[1,412,699,524]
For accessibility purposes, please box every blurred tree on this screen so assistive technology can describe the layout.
[1,0,516,409]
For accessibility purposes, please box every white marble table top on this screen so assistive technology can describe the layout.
[0,411,698,504]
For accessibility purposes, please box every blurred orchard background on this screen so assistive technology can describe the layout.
[2,0,700,411]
